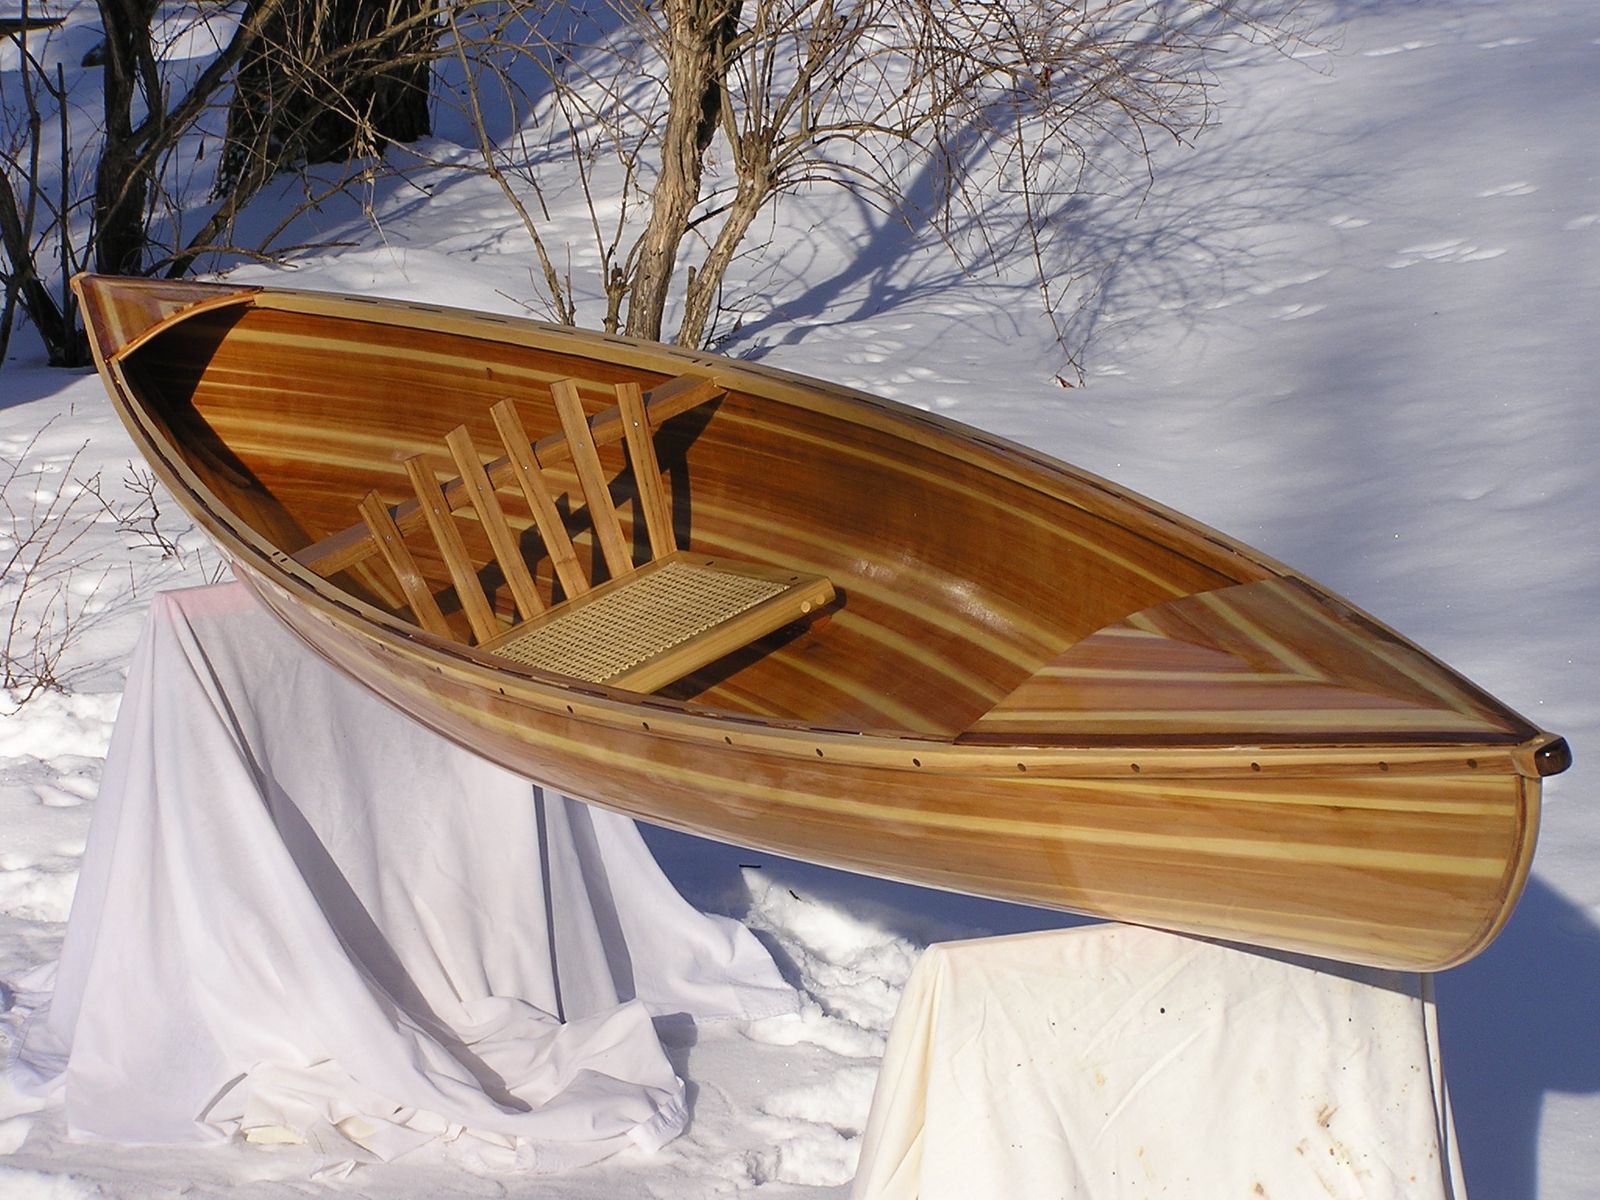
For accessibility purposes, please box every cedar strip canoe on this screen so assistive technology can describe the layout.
[73,273,1570,971]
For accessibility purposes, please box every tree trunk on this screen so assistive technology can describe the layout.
[676,174,766,347]
[92,0,158,278]
[625,0,742,342]
[1,172,74,363]
[220,0,434,195]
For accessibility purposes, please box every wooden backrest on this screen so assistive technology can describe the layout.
[359,377,698,645]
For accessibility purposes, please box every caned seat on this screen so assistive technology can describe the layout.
[351,376,835,693]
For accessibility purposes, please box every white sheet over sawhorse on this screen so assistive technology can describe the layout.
[2,582,795,1170]
[852,924,1467,1199]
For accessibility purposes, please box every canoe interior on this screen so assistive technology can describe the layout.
[121,301,1265,735]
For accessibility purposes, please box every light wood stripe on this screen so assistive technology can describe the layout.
[491,398,590,600]
[404,455,500,643]
[616,381,676,558]
[446,425,545,620]
[1033,774,1516,817]
[552,379,635,581]
[357,490,451,637]
[984,709,1496,732]
[1190,586,1323,679]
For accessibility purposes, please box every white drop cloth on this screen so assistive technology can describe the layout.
[1,583,795,1169]
[852,925,1467,1199]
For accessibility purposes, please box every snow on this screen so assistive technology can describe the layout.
[3,0,1597,1196]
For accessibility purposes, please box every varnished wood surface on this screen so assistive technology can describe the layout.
[73,273,1567,970]
[966,578,1529,744]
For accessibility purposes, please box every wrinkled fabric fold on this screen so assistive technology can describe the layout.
[2,583,794,1169]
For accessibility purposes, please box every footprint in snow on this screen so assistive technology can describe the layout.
[1387,239,1506,269]
[1246,268,1329,297]
[38,782,88,808]
[0,863,78,922]
[1363,40,1435,58]
[1478,182,1539,198]
[743,1125,859,1189]
[745,1071,879,1190]
[844,348,891,365]
[1276,303,1326,322]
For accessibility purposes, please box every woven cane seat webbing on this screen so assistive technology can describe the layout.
[490,560,789,682]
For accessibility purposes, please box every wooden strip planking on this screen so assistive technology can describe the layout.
[277,584,1533,969]
[424,674,1513,882]
[550,379,634,580]
[403,455,501,643]
[722,407,1216,601]
[357,490,452,637]
[969,577,1526,743]
[446,424,545,620]
[1266,579,1511,724]
[615,381,676,558]
[491,398,590,600]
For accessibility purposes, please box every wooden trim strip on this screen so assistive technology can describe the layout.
[551,378,634,581]
[616,381,676,559]
[446,424,545,620]
[357,490,451,637]
[491,398,589,600]
[404,455,500,643]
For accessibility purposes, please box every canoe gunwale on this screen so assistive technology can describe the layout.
[240,565,1564,785]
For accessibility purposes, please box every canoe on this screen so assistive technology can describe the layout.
[73,272,1569,971]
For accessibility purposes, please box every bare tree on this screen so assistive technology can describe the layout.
[0,431,103,708]
[2,2,285,365]
[1,9,83,364]
[2,2,490,366]
[626,0,743,341]
[218,1,436,195]
[471,0,1305,364]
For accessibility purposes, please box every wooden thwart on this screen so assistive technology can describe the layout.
[352,376,834,692]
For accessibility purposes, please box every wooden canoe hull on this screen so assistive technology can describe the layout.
[252,570,1540,970]
[73,273,1566,970]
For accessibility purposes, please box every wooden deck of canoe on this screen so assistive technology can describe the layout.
[74,273,1570,970]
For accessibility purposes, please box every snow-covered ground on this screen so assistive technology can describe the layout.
[3,0,1597,1195]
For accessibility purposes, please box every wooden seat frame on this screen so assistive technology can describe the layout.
[324,375,834,693]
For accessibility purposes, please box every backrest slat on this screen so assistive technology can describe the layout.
[300,374,724,579]
[404,454,500,644]
[616,381,675,560]
[551,379,633,581]
[491,398,590,600]
[446,425,545,620]
[358,489,453,638]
